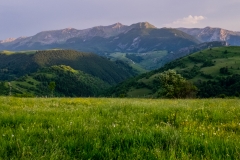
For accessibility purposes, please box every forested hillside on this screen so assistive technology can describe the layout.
[106,46,240,98]
[0,50,137,84]
[4,65,109,97]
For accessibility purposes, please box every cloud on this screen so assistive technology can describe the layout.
[166,15,205,27]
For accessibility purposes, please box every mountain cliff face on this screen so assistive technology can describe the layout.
[178,27,240,46]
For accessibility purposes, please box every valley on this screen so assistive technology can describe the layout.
[0,22,239,98]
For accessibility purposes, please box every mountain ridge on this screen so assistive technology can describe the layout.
[178,27,240,45]
[1,22,239,54]
[0,22,154,47]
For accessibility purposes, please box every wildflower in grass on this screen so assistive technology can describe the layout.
[12,134,14,137]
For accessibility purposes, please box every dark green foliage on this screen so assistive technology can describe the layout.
[197,74,240,98]
[0,82,8,95]
[0,53,38,80]
[201,60,214,67]
[48,81,56,97]
[158,70,197,98]
[188,56,206,63]
[200,73,213,79]
[223,50,228,54]
[220,67,230,75]
[181,65,201,79]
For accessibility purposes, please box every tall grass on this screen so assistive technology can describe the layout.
[0,97,240,159]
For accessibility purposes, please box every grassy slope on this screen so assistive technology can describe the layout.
[0,97,240,159]
[109,46,240,97]
[173,46,240,80]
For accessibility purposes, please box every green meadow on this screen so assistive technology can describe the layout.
[1,97,240,159]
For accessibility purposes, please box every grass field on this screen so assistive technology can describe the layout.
[1,97,240,159]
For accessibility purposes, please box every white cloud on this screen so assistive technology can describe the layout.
[166,15,206,27]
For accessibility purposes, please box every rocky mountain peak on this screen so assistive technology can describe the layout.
[130,22,157,29]
[0,38,17,43]
[112,22,124,29]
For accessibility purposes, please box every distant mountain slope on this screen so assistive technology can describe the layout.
[0,22,199,53]
[178,27,240,46]
[106,46,240,98]
[0,22,155,51]
[0,50,136,84]
[64,27,199,54]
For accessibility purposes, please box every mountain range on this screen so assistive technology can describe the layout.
[1,22,238,53]
[0,22,155,50]
[178,27,240,46]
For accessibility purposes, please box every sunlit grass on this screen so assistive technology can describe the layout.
[0,97,240,159]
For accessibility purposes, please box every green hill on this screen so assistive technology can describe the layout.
[0,50,137,84]
[5,65,110,97]
[106,46,240,98]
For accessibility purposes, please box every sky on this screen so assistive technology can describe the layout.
[1,0,240,40]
